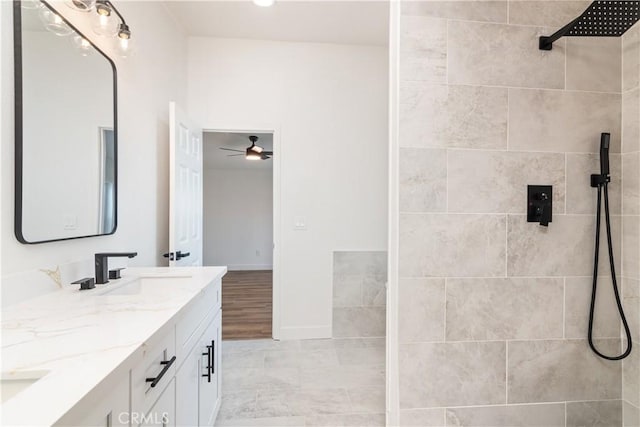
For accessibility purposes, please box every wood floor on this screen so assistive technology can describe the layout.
[222,270,272,340]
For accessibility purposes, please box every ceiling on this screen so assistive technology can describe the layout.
[204,132,274,170]
[164,1,389,46]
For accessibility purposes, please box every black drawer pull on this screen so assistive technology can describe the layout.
[211,340,215,374]
[145,356,176,388]
[202,344,212,382]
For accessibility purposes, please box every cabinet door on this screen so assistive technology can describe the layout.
[175,337,201,427]
[139,378,175,427]
[198,311,221,426]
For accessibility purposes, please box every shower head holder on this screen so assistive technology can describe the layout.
[539,1,640,51]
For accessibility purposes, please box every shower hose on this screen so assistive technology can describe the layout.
[589,181,632,360]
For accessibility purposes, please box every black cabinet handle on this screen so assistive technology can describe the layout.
[211,340,215,374]
[202,345,212,382]
[145,356,176,388]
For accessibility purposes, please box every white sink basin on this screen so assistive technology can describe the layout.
[97,275,192,296]
[1,370,49,404]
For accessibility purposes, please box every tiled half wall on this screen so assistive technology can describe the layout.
[332,251,387,338]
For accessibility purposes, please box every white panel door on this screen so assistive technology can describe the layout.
[169,102,203,266]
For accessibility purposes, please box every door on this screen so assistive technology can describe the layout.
[175,343,200,427]
[139,378,175,427]
[169,102,203,266]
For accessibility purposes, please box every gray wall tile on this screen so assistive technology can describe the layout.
[566,37,622,93]
[565,277,622,339]
[400,214,506,277]
[624,25,640,92]
[507,214,621,277]
[402,1,507,23]
[446,403,565,427]
[448,21,565,89]
[334,251,387,277]
[566,400,623,427]
[399,408,445,427]
[448,150,565,214]
[446,278,563,340]
[623,278,640,342]
[333,307,385,338]
[400,16,447,83]
[623,216,640,280]
[509,89,622,153]
[566,153,622,215]
[508,1,591,27]
[399,83,508,150]
[624,401,640,427]
[624,348,640,407]
[508,339,622,403]
[623,153,640,215]
[333,275,363,308]
[399,278,445,343]
[400,341,506,408]
[623,89,640,153]
[400,148,447,212]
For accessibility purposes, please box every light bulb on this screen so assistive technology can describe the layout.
[91,4,118,36]
[38,7,73,36]
[66,0,95,12]
[115,36,134,58]
[72,35,93,56]
[253,0,275,6]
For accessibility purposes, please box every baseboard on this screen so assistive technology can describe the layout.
[277,325,332,340]
[227,264,273,271]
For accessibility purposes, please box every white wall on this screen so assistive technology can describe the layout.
[203,167,273,270]
[189,37,388,339]
[1,1,188,298]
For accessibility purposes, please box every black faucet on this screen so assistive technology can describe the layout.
[95,252,138,284]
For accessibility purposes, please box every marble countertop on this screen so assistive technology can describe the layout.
[1,266,226,426]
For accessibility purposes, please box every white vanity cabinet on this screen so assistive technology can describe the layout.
[55,276,223,427]
[175,281,223,427]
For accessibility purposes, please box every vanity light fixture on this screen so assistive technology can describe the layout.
[253,0,275,7]
[66,0,96,12]
[72,35,93,56]
[89,0,134,57]
[38,7,73,36]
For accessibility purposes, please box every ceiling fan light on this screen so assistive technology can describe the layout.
[246,152,261,160]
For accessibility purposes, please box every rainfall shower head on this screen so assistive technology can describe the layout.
[539,1,640,50]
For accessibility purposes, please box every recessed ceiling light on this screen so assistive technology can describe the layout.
[253,0,275,7]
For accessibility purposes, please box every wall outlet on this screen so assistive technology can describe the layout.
[294,216,307,230]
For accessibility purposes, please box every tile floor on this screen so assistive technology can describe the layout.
[215,338,386,427]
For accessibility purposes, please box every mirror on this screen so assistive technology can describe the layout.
[14,0,117,244]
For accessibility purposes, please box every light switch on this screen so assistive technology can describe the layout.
[294,216,307,230]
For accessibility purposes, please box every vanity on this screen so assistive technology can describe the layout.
[1,266,226,426]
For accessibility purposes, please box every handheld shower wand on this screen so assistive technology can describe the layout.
[589,133,632,360]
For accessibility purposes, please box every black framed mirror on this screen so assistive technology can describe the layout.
[14,0,118,244]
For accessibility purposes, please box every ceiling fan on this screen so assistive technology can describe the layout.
[219,135,273,161]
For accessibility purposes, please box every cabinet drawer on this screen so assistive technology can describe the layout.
[131,328,176,416]
[175,278,221,366]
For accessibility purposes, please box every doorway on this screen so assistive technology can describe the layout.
[202,131,275,340]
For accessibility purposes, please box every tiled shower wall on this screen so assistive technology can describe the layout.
[623,22,640,427]
[333,251,387,338]
[396,1,632,425]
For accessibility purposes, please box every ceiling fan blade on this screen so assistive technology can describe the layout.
[227,154,244,157]
[219,147,244,153]
[262,151,274,156]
